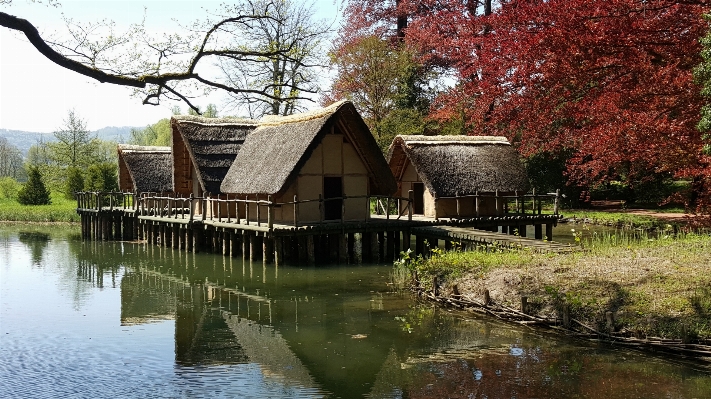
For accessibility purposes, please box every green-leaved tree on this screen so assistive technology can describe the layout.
[17,167,51,205]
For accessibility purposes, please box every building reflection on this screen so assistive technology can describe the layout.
[69,239,711,399]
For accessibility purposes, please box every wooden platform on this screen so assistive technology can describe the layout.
[412,225,577,253]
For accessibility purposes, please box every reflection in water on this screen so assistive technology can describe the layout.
[1,226,710,399]
[17,231,50,265]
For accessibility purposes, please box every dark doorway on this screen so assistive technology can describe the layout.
[324,176,343,220]
[413,182,425,215]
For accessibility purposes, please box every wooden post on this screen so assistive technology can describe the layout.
[370,232,379,262]
[264,237,275,263]
[256,194,261,226]
[223,230,230,256]
[338,234,348,263]
[354,233,362,264]
[267,195,273,233]
[386,197,390,220]
[495,190,500,216]
[402,228,411,252]
[545,223,553,241]
[483,289,490,306]
[293,194,298,227]
[534,224,543,240]
[231,230,239,257]
[521,296,528,314]
[554,189,560,215]
[251,234,262,261]
[242,231,250,259]
[274,237,283,266]
[408,190,414,221]
[245,195,250,225]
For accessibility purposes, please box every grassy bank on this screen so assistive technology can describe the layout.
[0,195,79,223]
[396,231,711,343]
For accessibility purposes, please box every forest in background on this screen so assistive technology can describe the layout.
[2,0,711,213]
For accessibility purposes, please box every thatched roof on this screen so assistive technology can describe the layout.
[171,115,258,194]
[388,135,530,197]
[220,101,397,196]
[117,144,173,193]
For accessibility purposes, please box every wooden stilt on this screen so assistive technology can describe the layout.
[274,237,283,266]
[338,234,348,264]
[264,236,274,263]
[354,233,362,264]
[370,232,379,263]
[242,231,250,259]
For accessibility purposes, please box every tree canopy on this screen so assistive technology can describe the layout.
[334,0,710,206]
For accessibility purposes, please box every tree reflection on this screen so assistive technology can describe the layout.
[17,231,50,266]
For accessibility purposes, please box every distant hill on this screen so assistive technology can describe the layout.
[0,126,137,156]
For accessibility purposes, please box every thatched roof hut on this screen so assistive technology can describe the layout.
[389,135,529,196]
[117,144,173,193]
[171,115,258,195]
[221,101,396,196]
[388,135,529,217]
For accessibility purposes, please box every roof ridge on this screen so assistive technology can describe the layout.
[258,100,349,127]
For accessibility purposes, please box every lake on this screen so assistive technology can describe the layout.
[1,225,709,398]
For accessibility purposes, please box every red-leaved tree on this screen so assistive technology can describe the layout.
[336,0,711,207]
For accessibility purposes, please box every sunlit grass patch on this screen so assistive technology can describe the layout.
[0,193,78,223]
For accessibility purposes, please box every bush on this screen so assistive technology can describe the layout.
[65,167,84,199]
[17,167,51,205]
[84,162,118,192]
[0,177,22,199]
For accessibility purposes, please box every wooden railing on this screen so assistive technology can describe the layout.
[76,188,561,230]
[435,189,561,218]
[76,191,416,231]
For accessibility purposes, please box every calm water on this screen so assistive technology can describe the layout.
[1,225,710,399]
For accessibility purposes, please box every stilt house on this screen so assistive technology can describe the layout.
[117,145,173,193]
[387,135,530,218]
[220,101,397,223]
[171,115,259,197]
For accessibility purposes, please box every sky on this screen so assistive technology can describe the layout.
[0,0,342,132]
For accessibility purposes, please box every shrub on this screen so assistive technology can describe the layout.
[65,167,84,199]
[84,162,118,192]
[0,177,22,199]
[17,167,51,205]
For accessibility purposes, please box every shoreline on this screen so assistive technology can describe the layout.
[400,230,711,362]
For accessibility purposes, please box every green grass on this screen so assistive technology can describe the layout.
[399,231,711,341]
[560,209,678,228]
[0,193,79,223]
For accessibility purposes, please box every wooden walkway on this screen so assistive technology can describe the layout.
[412,225,577,253]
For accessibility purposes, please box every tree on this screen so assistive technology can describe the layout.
[326,36,422,143]
[17,166,51,205]
[84,162,118,193]
[65,166,83,199]
[0,0,327,114]
[0,137,25,179]
[47,109,99,169]
[219,0,330,117]
[342,0,708,200]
